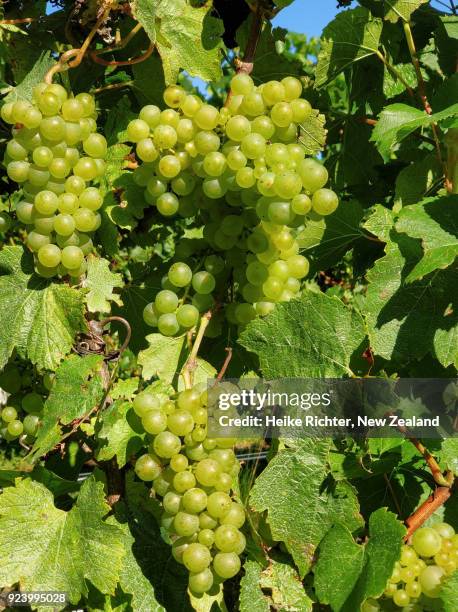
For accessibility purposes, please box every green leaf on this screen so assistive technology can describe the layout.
[441,439,458,475]
[249,438,363,576]
[441,571,458,611]
[3,51,54,103]
[363,205,396,242]
[111,377,140,400]
[240,558,312,612]
[383,62,417,98]
[156,0,223,84]
[188,585,225,612]
[395,154,441,206]
[298,109,327,155]
[314,524,365,611]
[132,0,156,44]
[132,54,166,107]
[316,510,405,611]
[0,477,126,604]
[236,19,302,83]
[96,401,145,468]
[365,233,458,368]
[298,200,365,271]
[82,256,123,313]
[395,195,458,281]
[138,333,186,383]
[0,246,86,372]
[382,0,429,23]
[29,354,105,461]
[372,102,458,161]
[240,293,366,378]
[315,8,383,88]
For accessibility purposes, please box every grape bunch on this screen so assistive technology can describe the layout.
[125,75,339,336]
[2,83,107,277]
[0,361,53,442]
[363,522,458,610]
[132,386,245,594]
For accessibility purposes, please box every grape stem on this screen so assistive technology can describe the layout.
[89,21,155,67]
[216,348,233,381]
[0,17,36,25]
[405,483,454,540]
[224,7,264,107]
[182,310,213,389]
[402,20,445,176]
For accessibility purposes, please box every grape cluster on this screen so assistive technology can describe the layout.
[2,83,107,277]
[132,386,245,594]
[126,75,339,336]
[0,361,53,442]
[363,522,458,610]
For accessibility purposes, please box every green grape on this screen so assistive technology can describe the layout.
[160,108,180,128]
[174,511,200,537]
[133,392,160,417]
[270,102,293,127]
[177,388,201,411]
[204,255,225,275]
[282,76,303,100]
[139,104,161,128]
[312,188,339,215]
[194,458,221,487]
[135,453,163,481]
[73,157,98,180]
[240,132,265,159]
[159,154,181,178]
[23,414,40,436]
[230,73,254,95]
[65,122,83,146]
[1,102,14,123]
[226,115,251,141]
[290,98,312,123]
[127,119,150,142]
[147,177,167,198]
[27,231,51,252]
[38,243,61,268]
[53,214,76,236]
[207,491,231,519]
[173,470,197,493]
[267,200,292,224]
[22,392,44,414]
[33,211,55,235]
[7,160,30,183]
[7,139,28,161]
[170,454,189,472]
[198,529,215,547]
[37,92,61,116]
[195,130,220,154]
[83,133,107,158]
[241,92,265,116]
[163,490,182,515]
[32,146,53,167]
[1,406,17,423]
[262,80,286,106]
[405,581,422,598]
[61,98,83,122]
[214,524,241,553]
[16,201,34,224]
[412,527,442,557]
[203,151,227,176]
[188,568,213,594]
[182,543,211,572]
[360,599,380,612]
[155,289,179,314]
[171,173,196,196]
[433,522,455,539]
[192,271,216,295]
[251,115,275,139]
[168,407,194,434]
[176,304,199,328]
[48,158,70,179]
[153,124,177,149]
[226,149,247,171]
[203,177,227,199]
[73,208,96,232]
[136,138,158,163]
[298,158,328,192]
[291,193,312,215]
[153,430,182,458]
[157,313,180,336]
[143,303,159,327]
[61,246,84,270]
[0,211,12,233]
[65,175,86,196]
[194,104,219,130]
[157,192,179,216]
[287,255,309,279]
[213,552,241,579]
[262,276,283,300]
[40,116,65,141]
[79,187,103,211]
[58,191,80,214]
[274,172,302,199]
[8,420,24,437]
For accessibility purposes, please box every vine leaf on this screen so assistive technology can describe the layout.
[441,439,458,475]
[131,0,157,44]
[3,51,54,103]
[82,256,123,314]
[155,0,224,84]
[29,355,105,461]
[0,477,126,605]
[240,293,366,378]
[239,559,313,612]
[96,400,145,468]
[382,0,429,23]
[365,233,458,369]
[395,154,441,206]
[249,438,363,576]
[138,333,186,383]
[299,109,327,155]
[440,571,458,611]
[314,509,406,611]
[0,246,86,372]
[315,8,383,88]
[395,195,458,281]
